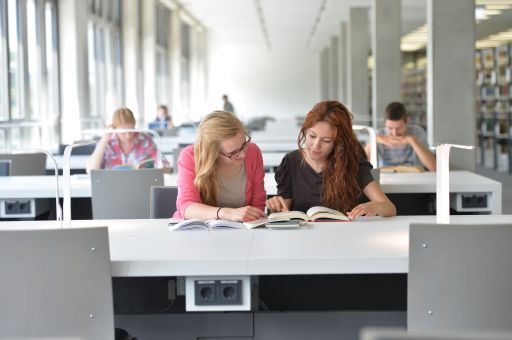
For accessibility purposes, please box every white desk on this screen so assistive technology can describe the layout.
[0,215,511,277]
[0,171,502,214]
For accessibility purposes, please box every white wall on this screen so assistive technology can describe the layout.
[205,36,321,123]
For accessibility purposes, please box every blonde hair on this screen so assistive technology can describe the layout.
[194,111,247,206]
[112,107,136,128]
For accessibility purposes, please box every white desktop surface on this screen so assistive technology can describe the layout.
[0,170,502,199]
[379,171,501,194]
[1,215,512,278]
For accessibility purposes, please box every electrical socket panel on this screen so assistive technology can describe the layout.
[185,275,250,312]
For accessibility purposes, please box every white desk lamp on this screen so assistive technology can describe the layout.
[83,129,163,168]
[3,149,62,223]
[62,141,96,228]
[436,144,474,224]
[353,125,377,168]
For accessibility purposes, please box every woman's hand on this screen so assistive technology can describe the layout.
[220,206,265,222]
[347,201,384,220]
[265,196,290,213]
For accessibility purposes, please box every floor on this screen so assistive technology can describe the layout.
[476,165,512,214]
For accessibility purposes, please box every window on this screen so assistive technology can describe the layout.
[0,0,59,150]
[86,0,122,128]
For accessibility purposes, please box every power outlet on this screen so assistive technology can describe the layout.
[186,276,250,311]
[219,280,241,305]
[194,280,217,305]
[16,200,32,214]
[461,194,487,208]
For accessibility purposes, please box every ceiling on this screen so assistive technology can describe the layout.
[179,0,512,51]
[179,0,426,51]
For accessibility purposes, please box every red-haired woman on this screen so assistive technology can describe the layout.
[266,101,396,219]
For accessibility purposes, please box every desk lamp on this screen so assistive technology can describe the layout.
[353,125,377,168]
[436,144,474,224]
[3,149,62,223]
[62,141,96,227]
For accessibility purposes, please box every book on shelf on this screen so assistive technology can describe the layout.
[379,164,424,173]
[112,158,155,170]
[167,218,264,231]
[244,206,350,228]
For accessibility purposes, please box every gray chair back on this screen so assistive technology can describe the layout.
[409,223,512,333]
[0,153,46,175]
[91,168,164,219]
[150,185,178,218]
[361,327,512,340]
[0,227,114,339]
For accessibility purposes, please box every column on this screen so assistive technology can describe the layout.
[122,0,141,117]
[372,0,401,128]
[347,7,370,123]
[141,0,157,124]
[58,0,88,144]
[427,0,475,170]
[338,22,348,103]
[330,36,338,100]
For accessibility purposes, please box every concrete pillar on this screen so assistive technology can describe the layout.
[347,7,370,124]
[320,48,329,100]
[170,8,182,121]
[58,0,88,144]
[141,0,157,125]
[372,0,401,128]
[427,0,475,170]
[330,36,338,100]
[122,0,141,118]
[338,22,348,103]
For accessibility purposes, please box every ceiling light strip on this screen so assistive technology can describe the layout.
[306,0,328,49]
[254,0,271,49]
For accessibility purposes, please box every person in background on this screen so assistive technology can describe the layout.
[173,111,266,222]
[149,104,174,129]
[86,107,170,173]
[266,100,396,219]
[365,101,436,171]
[222,94,235,113]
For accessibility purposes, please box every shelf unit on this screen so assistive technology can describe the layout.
[476,44,512,173]
[401,52,427,128]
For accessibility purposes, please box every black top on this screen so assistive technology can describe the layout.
[275,148,374,213]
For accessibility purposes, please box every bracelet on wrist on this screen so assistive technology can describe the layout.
[216,207,222,220]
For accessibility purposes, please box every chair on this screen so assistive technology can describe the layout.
[408,223,512,333]
[149,186,178,218]
[361,327,512,340]
[91,169,164,219]
[0,227,114,339]
[0,160,10,176]
[0,152,46,175]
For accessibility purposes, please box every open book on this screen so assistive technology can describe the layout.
[112,158,155,170]
[379,164,423,173]
[244,206,350,228]
[167,219,264,231]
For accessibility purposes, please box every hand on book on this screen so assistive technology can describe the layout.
[265,195,290,213]
[347,201,383,219]
[220,206,266,222]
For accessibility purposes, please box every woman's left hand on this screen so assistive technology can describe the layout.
[347,202,382,220]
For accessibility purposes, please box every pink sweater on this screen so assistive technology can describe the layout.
[173,143,267,218]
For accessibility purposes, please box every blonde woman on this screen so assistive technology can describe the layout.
[173,111,266,222]
[86,107,170,173]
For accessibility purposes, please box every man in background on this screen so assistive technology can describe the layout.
[365,101,436,171]
[222,94,235,113]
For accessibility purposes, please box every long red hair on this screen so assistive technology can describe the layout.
[298,101,361,212]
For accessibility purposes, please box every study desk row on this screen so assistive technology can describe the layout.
[1,214,509,277]
[0,171,502,215]
[46,152,287,172]
[2,215,510,338]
